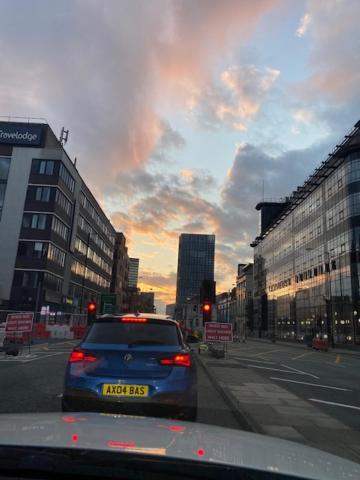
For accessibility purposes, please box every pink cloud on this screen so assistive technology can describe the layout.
[0,0,279,189]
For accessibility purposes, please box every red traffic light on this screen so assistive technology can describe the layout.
[87,302,96,312]
[203,303,211,312]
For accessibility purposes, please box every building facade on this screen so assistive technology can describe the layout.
[175,233,215,318]
[236,263,254,339]
[216,289,236,324]
[178,295,203,331]
[0,120,115,314]
[128,258,139,288]
[251,121,360,345]
[110,232,129,312]
[139,291,155,313]
[165,303,176,317]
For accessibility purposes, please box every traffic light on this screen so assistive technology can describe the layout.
[87,302,97,325]
[202,302,212,324]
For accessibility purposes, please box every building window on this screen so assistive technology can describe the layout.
[22,213,48,230]
[59,164,75,193]
[43,272,62,292]
[35,186,51,202]
[31,214,47,229]
[17,241,48,258]
[55,189,72,216]
[47,243,66,267]
[33,241,48,258]
[33,159,55,175]
[52,216,69,241]
[13,271,40,288]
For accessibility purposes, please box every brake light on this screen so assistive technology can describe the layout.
[120,317,148,323]
[160,354,191,367]
[62,416,77,423]
[69,349,97,363]
[169,425,186,432]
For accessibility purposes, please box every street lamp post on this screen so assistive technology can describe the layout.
[354,311,358,344]
[79,232,91,314]
[324,251,335,348]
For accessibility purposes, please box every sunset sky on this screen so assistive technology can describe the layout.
[1,0,360,312]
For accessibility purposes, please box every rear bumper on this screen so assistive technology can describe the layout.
[62,387,196,417]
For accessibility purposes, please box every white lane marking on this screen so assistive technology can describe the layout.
[0,352,66,363]
[248,365,315,375]
[250,349,284,358]
[325,361,347,368]
[232,356,276,365]
[280,363,319,379]
[291,351,315,360]
[270,377,352,392]
[309,398,360,411]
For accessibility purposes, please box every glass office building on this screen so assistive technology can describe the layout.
[175,234,215,309]
[251,121,360,345]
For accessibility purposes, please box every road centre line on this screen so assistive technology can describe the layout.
[248,364,319,376]
[309,398,360,411]
[280,363,319,379]
[291,351,315,360]
[270,377,352,391]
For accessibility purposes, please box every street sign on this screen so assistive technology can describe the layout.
[103,303,114,314]
[5,313,34,333]
[101,293,116,314]
[204,322,233,342]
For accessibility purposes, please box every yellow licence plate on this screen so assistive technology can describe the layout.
[102,384,149,397]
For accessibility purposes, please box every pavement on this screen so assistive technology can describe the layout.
[249,336,360,357]
[196,339,360,463]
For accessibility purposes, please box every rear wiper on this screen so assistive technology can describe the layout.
[128,340,164,346]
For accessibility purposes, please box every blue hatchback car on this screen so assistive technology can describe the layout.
[62,314,197,421]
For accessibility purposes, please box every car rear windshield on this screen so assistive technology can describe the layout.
[85,319,181,346]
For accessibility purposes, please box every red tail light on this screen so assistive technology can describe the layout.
[69,349,97,363]
[120,317,147,323]
[160,354,191,367]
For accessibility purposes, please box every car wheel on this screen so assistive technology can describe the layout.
[61,397,76,412]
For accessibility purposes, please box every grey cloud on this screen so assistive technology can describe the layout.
[292,0,360,134]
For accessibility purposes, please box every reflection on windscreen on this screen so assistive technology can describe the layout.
[85,322,180,346]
